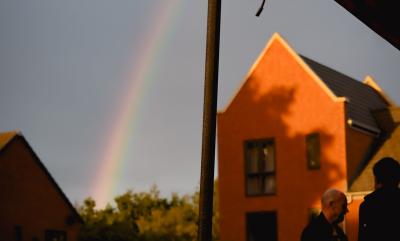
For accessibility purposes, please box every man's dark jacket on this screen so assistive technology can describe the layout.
[301,213,348,241]
[358,187,400,241]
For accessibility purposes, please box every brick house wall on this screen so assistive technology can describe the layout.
[217,33,350,241]
[0,133,81,241]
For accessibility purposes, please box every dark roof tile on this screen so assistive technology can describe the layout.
[301,55,389,131]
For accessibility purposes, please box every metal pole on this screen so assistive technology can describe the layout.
[198,1,221,241]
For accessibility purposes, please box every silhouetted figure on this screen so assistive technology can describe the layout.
[301,188,349,241]
[358,157,400,241]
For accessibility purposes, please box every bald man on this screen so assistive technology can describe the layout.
[301,189,349,241]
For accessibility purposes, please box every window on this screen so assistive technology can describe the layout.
[306,133,320,169]
[14,226,22,241]
[246,211,277,241]
[45,230,67,241]
[244,139,276,195]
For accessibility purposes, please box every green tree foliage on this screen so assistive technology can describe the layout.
[77,197,139,241]
[76,182,219,241]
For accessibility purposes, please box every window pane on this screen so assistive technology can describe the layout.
[306,133,320,169]
[263,175,276,194]
[45,230,67,241]
[247,176,261,195]
[246,212,278,241]
[244,139,276,195]
[14,226,22,241]
[262,143,275,172]
[247,145,259,173]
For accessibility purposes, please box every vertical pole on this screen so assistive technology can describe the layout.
[198,1,221,241]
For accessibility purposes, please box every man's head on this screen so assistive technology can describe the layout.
[373,157,400,188]
[321,188,348,224]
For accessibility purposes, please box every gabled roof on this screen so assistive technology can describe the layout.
[301,56,391,134]
[219,33,346,114]
[0,131,83,224]
[220,33,393,136]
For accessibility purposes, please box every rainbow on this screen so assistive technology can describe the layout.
[91,0,185,208]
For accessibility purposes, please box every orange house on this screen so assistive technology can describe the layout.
[0,131,82,241]
[217,33,399,241]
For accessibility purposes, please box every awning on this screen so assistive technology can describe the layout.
[334,1,400,51]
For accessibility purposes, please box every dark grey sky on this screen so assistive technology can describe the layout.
[1,0,399,207]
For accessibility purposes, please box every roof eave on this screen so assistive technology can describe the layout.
[347,119,381,137]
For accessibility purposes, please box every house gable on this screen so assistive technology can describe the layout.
[219,32,346,115]
[0,131,83,225]
[363,75,396,107]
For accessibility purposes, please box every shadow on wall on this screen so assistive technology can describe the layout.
[229,75,346,230]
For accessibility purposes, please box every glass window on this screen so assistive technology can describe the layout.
[306,133,320,169]
[244,139,276,195]
[45,230,67,241]
[14,226,22,241]
[246,211,277,241]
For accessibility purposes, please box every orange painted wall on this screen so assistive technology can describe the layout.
[0,137,81,241]
[217,36,348,241]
